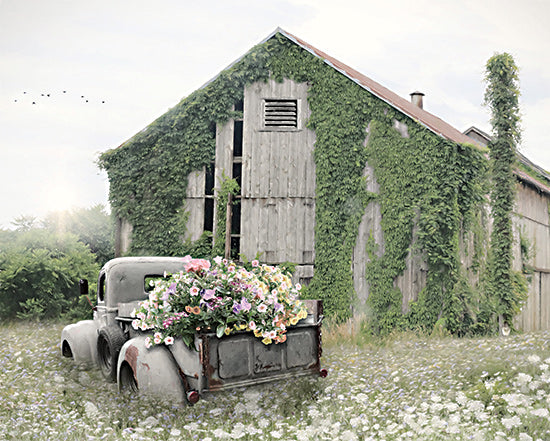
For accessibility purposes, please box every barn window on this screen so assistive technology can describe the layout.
[263,99,298,129]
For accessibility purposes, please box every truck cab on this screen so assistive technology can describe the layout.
[61,257,325,405]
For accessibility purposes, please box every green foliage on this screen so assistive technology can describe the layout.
[98,37,278,256]
[364,119,488,334]
[0,228,99,320]
[98,32,523,332]
[484,52,522,330]
[42,204,114,265]
[213,175,240,257]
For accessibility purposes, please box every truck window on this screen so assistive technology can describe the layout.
[144,275,165,293]
[98,272,106,302]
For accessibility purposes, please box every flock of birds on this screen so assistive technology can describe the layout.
[13,90,106,105]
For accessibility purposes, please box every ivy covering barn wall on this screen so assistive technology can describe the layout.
[99,32,506,333]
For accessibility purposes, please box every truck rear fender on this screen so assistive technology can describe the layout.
[117,336,186,404]
[60,320,100,366]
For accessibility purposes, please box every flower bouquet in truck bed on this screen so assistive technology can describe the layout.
[131,256,308,348]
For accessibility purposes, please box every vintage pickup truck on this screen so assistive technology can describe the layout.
[61,257,325,404]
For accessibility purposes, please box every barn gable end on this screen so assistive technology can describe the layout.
[100,29,550,333]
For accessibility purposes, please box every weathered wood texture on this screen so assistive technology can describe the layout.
[115,217,133,256]
[239,79,316,265]
[183,169,206,242]
[353,162,384,305]
[513,183,550,331]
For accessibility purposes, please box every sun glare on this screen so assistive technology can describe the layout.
[42,182,78,214]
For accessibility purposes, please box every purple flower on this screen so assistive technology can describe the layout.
[240,297,251,312]
[202,289,216,301]
[274,302,284,313]
[161,283,176,301]
[232,302,242,314]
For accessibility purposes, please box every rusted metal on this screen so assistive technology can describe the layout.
[62,257,325,402]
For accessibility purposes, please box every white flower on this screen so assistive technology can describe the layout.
[501,415,522,430]
[519,433,533,441]
[341,430,358,441]
[528,355,541,364]
[516,373,533,386]
[212,428,229,438]
[531,408,549,418]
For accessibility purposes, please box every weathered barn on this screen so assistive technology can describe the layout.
[100,28,550,332]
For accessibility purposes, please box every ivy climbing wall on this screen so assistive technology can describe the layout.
[100,30,549,335]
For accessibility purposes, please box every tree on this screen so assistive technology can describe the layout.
[484,52,522,334]
[42,204,114,265]
[0,228,99,320]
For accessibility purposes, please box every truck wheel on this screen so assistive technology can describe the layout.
[119,362,138,393]
[97,326,126,382]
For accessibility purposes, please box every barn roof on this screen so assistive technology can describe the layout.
[275,28,483,148]
[198,28,485,148]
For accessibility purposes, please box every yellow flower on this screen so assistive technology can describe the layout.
[262,337,272,345]
[254,329,262,337]
[224,327,231,335]
[298,309,308,319]
[290,317,299,326]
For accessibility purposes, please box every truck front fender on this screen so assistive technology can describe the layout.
[60,320,100,366]
[117,336,186,404]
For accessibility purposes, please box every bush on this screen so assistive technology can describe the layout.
[0,228,99,320]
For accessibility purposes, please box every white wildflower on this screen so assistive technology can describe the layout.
[519,433,533,441]
[527,355,541,364]
[446,402,459,412]
[456,392,468,406]
[341,430,358,441]
[213,428,229,438]
[84,401,99,418]
[501,415,522,430]
[141,416,159,428]
[516,373,533,386]
[531,408,550,418]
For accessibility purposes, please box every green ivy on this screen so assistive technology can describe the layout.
[99,32,527,332]
[213,175,240,258]
[484,53,524,331]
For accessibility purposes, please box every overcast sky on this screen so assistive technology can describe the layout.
[1,0,549,229]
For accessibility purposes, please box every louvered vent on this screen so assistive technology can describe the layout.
[264,99,298,128]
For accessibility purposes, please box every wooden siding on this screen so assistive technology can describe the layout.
[182,169,206,242]
[513,183,550,331]
[353,162,384,304]
[239,79,316,264]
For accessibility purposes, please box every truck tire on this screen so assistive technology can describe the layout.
[119,361,138,393]
[97,326,127,382]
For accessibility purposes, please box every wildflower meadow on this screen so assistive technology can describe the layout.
[1,321,550,441]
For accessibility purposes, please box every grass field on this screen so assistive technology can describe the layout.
[1,321,550,440]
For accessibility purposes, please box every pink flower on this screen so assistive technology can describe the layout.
[164,336,174,345]
[202,289,216,301]
[251,260,259,267]
[144,337,152,349]
[257,303,267,313]
[214,256,222,265]
[190,286,200,296]
[183,256,211,273]
[248,321,256,330]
